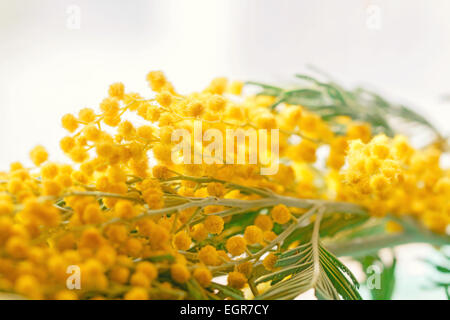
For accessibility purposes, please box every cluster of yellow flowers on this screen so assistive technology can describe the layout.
[0,71,448,300]
[339,134,449,233]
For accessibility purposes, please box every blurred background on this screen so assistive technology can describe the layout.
[0,0,449,299]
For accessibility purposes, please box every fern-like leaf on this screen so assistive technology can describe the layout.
[255,212,361,300]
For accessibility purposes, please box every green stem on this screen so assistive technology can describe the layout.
[164,175,272,197]
[311,209,324,287]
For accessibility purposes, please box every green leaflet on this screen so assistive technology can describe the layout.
[186,279,208,300]
[435,265,450,273]
[320,246,359,289]
[210,282,245,300]
[275,244,312,268]
[424,250,450,299]
[319,247,362,300]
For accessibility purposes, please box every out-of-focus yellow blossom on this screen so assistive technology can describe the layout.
[227,271,247,289]
[271,204,291,224]
[193,267,212,287]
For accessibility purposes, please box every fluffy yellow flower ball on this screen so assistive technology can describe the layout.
[193,267,212,287]
[271,204,291,224]
[225,236,247,256]
[61,113,78,133]
[115,201,135,219]
[173,231,192,251]
[207,182,226,197]
[108,82,125,100]
[198,245,220,266]
[244,225,263,245]
[136,261,158,282]
[191,223,208,242]
[254,214,273,231]
[110,266,130,284]
[30,145,48,166]
[170,263,190,284]
[262,252,278,271]
[204,215,224,235]
[227,271,247,289]
[236,261,253,278]
[124,287,149,300]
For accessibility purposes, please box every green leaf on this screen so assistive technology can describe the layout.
[320,248,362,300]
[186,279,208,300]
[434,265,450,274]
[247,72,441,139]
[378,258,396,300]
[255,210,363,300]
[282,213,369,249]
[210,282,245,300]
[320,246,359,289]
[255,211,361,301]
[246,81,283,97]
[275,245,312,268]
[286,89,323,99]
[221,210,260,240]
[424,249,450,299]
[372,258,396,300]
[224,210,259,229]
[256,241,361,300]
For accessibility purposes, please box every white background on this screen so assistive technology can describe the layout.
[0,0,449,299]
